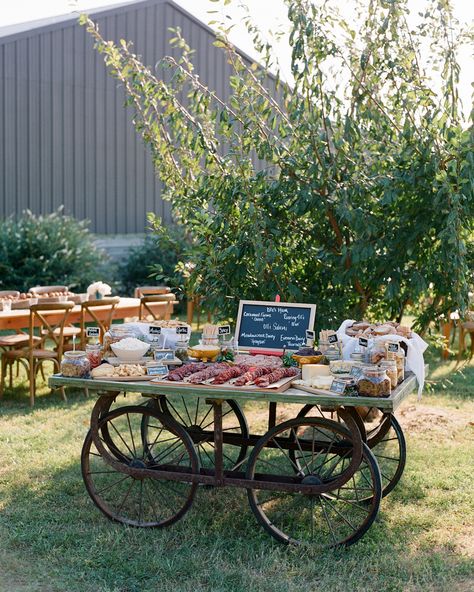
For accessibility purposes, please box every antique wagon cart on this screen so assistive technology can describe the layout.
[50,371,422,549]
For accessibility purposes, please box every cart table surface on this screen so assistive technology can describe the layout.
[50,367,425,412]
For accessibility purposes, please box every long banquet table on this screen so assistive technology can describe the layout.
[0,297,177,331]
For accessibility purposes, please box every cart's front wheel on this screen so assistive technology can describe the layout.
[82,405,199,527]
[246,417,381,548]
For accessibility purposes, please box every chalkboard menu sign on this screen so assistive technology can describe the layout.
[235,300,316,352]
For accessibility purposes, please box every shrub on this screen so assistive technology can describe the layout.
[0,209,108,293]
[118,225,188,298]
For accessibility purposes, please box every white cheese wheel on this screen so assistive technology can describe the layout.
[302,364,331,381]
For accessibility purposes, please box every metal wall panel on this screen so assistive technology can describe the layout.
[0,0,281,234]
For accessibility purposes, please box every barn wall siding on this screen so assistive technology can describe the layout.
[0,0,234,233]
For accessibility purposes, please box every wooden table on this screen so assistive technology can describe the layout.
[50,368,423,550]
[0,297,177,331]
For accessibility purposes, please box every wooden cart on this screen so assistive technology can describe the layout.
[49,370,423,549]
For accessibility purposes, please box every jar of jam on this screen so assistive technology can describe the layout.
[61,351,90,378]
[356,365,391,398]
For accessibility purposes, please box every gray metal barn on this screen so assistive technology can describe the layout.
[0,0,265,239]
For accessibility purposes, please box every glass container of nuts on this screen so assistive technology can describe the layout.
[356,365,391,398]
[61,351,90,378]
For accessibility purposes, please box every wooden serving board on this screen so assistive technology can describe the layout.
[88,374,157,382]
[291,383,341,397]
[150,373,299,393]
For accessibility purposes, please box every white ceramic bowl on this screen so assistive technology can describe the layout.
[111,341,150,361]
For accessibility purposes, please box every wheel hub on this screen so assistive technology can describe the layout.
[187,424,212,444]
[301,474,323,497]
[129,458,147,469]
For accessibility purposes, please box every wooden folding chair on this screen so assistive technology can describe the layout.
[134,286,171,298]
[139,294,175,321]
[80,297,120,348]
[0,302,74,406]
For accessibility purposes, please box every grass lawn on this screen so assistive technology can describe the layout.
[0,354,473,592]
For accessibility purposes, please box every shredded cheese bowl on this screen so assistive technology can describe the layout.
[111,337,150,361]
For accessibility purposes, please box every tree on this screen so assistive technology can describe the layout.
[80,0,474,331]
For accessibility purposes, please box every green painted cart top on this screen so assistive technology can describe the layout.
[49,366,427,412]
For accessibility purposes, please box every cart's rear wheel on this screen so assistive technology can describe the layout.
[295,405,405,498]
[246,417,381,548]
[82,405,199,527]
[152,396,249,471]
[365,413,406,497]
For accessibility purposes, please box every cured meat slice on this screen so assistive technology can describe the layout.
[233,366,273,386]
[254,367,298,388]
[210,365,249,385]
[167,362,207,381]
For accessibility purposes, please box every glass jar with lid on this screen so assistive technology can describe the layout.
[85,343,102,369]
[321,342,341,361]
[61,351,90,378]
[379,360,397,390]
[366,340,386,364]
[174,336,190,362]
[395,351,405,383]
[102,326,137,357]
[356,365,391,398]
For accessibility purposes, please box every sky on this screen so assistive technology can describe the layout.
[1,0,473,112]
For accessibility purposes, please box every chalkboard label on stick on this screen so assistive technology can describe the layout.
[147,365,169,377]
[218,325,231,336]
[328,334,338,344]
[86,327,100,338]
[149,326,161,335]
[235,300,316,352]
[330,379,347,394]
[387,342,399,353]
[176,326,189,335]
[358,337,369,348]
[350,365,363,379]
[305,330,315,341]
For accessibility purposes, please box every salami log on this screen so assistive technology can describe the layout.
[254,367,298,388]
[187,363,230,384]
[233,366,273,386]
[167,362,207,381]
[210,365,249,385]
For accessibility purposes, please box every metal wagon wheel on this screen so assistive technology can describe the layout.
[82,405,199,527]
[294,405,406,499]
[246,416,381,548]
[145,396,249,471]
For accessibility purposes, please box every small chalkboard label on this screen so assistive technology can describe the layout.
[149,326,161,335]
[305,330,315,341]
[154,350,174,362]
[86,327,100,338]
[330,379,347,394]
[387,342,399,353]
[358,337,369,348]
[328,334,338,344]
[147,365,169,377]
[218,325,231,336]
[350,365,363,378]
[176,326,189,335]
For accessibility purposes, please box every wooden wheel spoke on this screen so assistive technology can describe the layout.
[199,443,216,466]
[201,408,233,431]
[95,474,131,496]
[193,398,200,426]
[146,426,171,455]
[321,495,358,533]
[166,400,188,426]
[108,420,136,459]
[374,453,400,462]
[148,478,179,515]
[271,437,302,475]
[116,477,136,515]
[138,480,144,525]
[318,496,338,545]
[149,439,184,467]
[143,479,161,523]
[181,396,194,425]
[197,405,213,428]
[207,441,236,466]
[126,413,137,458]
[291,428,312,475]
[322,493,370,514]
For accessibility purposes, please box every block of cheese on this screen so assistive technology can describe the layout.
[302,364,331,381]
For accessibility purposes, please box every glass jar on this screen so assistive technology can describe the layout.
[339,377,359,397]
[379,360,397,390]
[356,365,391,398]
[102,326,136,357]
[61,351,90,378]
[85,343,102,369]
[323,343,341,361]
[175,337,190,362]
[395,351,405,383]
[366,341,386,364]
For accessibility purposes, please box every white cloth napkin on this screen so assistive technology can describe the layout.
[336,320,428,396]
